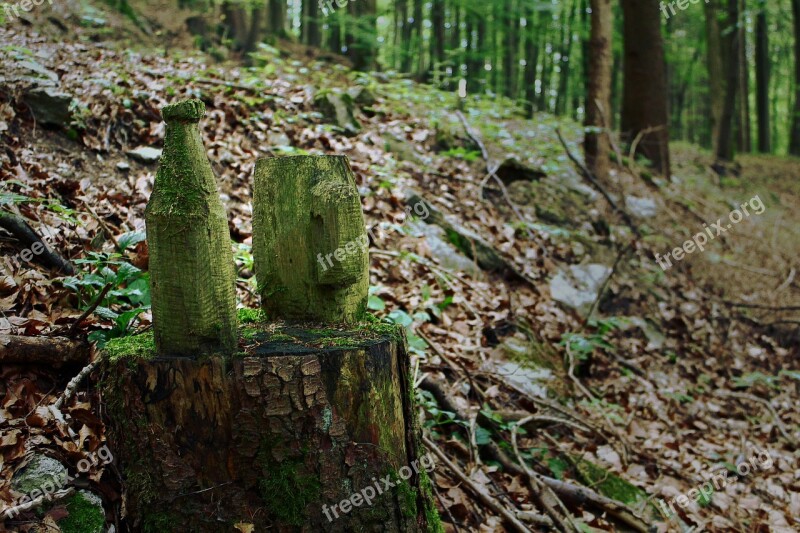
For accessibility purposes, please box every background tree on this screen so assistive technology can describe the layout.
[621,0,671,176]
[585,0,613,180]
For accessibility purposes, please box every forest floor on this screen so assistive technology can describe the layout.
[1,4,799,533]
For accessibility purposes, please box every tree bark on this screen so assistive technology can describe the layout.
[755,0,770,153]
[302,0,322,48]
[102,326,441,532]
[621,0,671,176]
[704,0,726,152]
[252,156,369,324]
[715,0,741,163]
[585,0,613,181]
[790,0,800,154]
[736,0,751,153]
[145,99,238,357]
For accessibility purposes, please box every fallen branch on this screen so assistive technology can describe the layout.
[555,129,640,238]
[454,111,537,243]
[1,487,74,519]
[0,335,90,366]
[422,435,534,533]
[0,210,74,274]
[716,300,800,312]
[511,416,581,532]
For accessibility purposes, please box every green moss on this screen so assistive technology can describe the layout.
[59,492,105,533]
[394,477,418,518]
[237,307,265,324]
[575,458,647,506]
[241,327,259,340]
[257,443,320,526]
[316,336,359,348]
[103,331,155,363]
[141,510,179,533]
[418,468,444,533]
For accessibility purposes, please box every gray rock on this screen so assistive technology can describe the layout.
[405,192,519,277]
[126,146,162,164]
[116,161,131,171]
[407,220,483,277]
[22,88,74,127]
[550,263,612,316]
[313,90,361,136]
[11,454,68,495]
[482,359,551,399]
[17,60,59,83]
[625,195,658,218]
[347,85,376,106]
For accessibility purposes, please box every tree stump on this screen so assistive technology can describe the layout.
[102,322,441,532]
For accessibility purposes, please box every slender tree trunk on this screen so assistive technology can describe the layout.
[221,1,247,51]
[302,0,321,47]
[736,0,751,153]
[524,3,541,117]
[430,0,446,84]
[413,0,425,76]
[716,0,740,163]
[790,0,800,154]
[585,0,613,180]
[705,0,726,153]
[755,0,770,153]
[346,0,378,71]
[267,0,286,37]
[242,5,264,56]
[503,0,519,99]
[620,0,671,176]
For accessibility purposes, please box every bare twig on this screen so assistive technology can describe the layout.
[555,129,641,238]
[68,283,113,335]
[511,416,581,532]
[715,300,800,312]
[422,436,534,533]
[2,488,75,519]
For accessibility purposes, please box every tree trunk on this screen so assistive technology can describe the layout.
[145,99,238,357]
[302,0,322,47]
[346,0,378,71]
[253,156,369,324]
[267,0,287,37]
[736,0,751,153]
[523,2,540,118]
[585,0,613,181]
[716,0,740,163]
[102,325,441,532]
[503,0,519,99]
[621,0,671,176]
[430,0,446,84]
[221,1,248,51]
[755,0,770,153]
[790,0,800,154]
[704,0,726,153]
